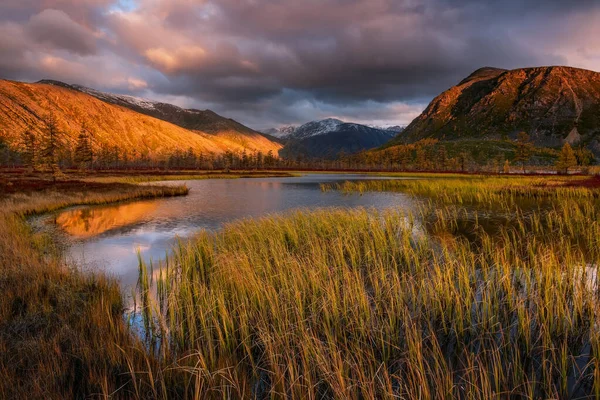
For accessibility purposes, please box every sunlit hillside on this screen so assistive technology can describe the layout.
[0,80,282,159]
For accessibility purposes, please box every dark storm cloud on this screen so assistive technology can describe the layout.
[0,0,598,128]
[28,9,98,56]
[115,0,572,106]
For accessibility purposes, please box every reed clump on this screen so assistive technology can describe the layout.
[0,178,190,398]
[139,174,600,398]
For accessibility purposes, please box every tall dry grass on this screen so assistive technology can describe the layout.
[0,179,189,398]
[136,175,600,399]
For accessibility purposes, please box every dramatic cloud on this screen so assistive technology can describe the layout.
[28,9,98,55]
[0,0,599,129]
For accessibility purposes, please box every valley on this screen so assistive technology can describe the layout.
[2,40,600,400]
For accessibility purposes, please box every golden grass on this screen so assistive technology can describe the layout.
[134,175,600,398]
[84,170,297,184]
[0,178,190,398]
[5,172,600,398]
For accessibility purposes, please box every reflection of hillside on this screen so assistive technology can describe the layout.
[56,201,158,238]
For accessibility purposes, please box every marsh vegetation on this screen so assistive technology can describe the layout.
[3,172,600,398]
[134,174,600,398]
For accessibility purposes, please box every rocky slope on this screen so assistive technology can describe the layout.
[0,79,281,159]
[38,80,282,155]
[391,66,600,152]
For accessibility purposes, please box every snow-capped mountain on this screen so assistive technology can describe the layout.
[262,125,298,139]
[366,125,405,133]
[276,119,398,159]
[71,85,161,111]
[290,118,344,139]
[383,125,405,133]
[265,119,404,141]
[262,119,345,140]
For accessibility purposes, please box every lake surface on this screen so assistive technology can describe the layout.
[37,174,416,297]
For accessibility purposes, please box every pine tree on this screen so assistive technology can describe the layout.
[74,124,93,170]
[436,146,448,171]
[457,152,472,172]
[575,147,594,166]
[20,126,37,171]
[415,147,428,171]
[40,112,62,176]
[256,151,264,169]
[514,132,533,173]
[556,142,577,174]
[265,150,275,168]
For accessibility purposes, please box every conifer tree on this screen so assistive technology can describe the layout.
[556,142,577,174]
[436,146,448,171]
[74,123,93,170]
[20,126,37,171]
[40,112,62,176]
[575,147,594,166]
[514,132,533,173]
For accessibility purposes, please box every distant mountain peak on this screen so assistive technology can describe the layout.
[292,118,345,139]
[273,118,397,159]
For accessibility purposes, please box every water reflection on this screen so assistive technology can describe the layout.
[44,174,416,298]
[56,201,159,238]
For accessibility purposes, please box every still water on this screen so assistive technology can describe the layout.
[38,174,415,295]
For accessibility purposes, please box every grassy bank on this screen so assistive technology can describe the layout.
[135,175,600,398]
[6,171,600,398]
[322,174,597,207]
[0,177,191,398]
[82,170,297,184]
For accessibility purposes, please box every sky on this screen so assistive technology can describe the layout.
[0,0,599,130]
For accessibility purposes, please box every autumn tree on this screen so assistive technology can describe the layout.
[575,147,594,166]
[514,132,533,173]
[436,146,448,171]
[74,124,93,170]
[457,152,471,172]
[20,126,37,171]
[556,142,577,174]
[503,159,510,174]
[265,150,276,168]
[40,112,62,175]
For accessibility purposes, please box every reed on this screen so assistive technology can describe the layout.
[0,178,190,398]
[137,175,600,398]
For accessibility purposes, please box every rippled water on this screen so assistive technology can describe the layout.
[37,174,416,295]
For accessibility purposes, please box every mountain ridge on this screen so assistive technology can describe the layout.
[37,80,282,155]
[389,66,600,154]
[277,119,397,159]
[0,79,281,160]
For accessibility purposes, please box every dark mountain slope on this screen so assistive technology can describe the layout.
[279,120,396,159]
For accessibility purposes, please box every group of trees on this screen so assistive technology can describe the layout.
[166,149,279,170]
[343,139,492,172]
[515,132,593,174]
[343,133,595,174]
[554,142,592,174]
[5,115,355,172]
[16,113,94,173]
[1,121,597,174]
